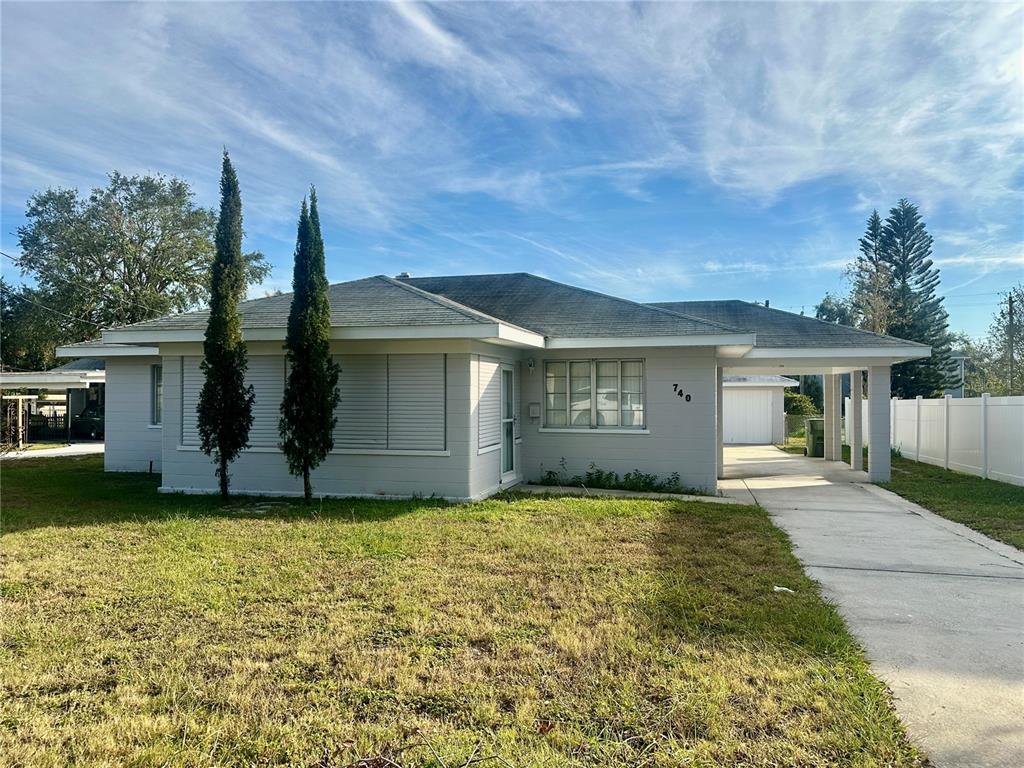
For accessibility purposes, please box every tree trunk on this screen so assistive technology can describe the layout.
[219,455,229,500]
[302,464,312,504]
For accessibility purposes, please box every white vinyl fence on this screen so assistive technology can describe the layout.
[848,394,1024,486]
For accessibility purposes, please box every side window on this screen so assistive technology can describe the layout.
[151,364,163,425]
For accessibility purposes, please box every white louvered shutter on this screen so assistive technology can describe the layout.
[246,356,286,447]
[478,358,501,449]
[180,356,202,446]
[514,361,521,439]
[387,354,445,450]
[333,355,387,449]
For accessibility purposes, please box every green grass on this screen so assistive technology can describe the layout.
[883,456,1024,551]
[0,456,922,767]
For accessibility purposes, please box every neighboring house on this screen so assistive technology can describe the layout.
[0,358,106,443]
[722,375,798,445]
[56,273,929,497]
[944,351,968,398]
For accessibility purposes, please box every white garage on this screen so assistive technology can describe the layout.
[722,375,798,444]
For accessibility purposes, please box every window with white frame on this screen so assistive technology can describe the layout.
[150,364,163,425]
[544,359,644,428]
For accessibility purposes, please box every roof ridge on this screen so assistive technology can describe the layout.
[377,275,541,335]
[374,275,490,324]
[515,273,747,334]
[743,300,931,348]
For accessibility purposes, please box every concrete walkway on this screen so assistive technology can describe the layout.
[1,442,104,460]
[720,445,1024,768]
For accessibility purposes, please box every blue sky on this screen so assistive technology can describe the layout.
[2,2,1021,337]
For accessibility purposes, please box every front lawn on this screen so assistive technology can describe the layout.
[0,456,922,767]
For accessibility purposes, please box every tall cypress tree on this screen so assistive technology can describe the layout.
[881,199,952,397]
[197,152,255,499]
[850,210,894,334]
[279,188,340,502]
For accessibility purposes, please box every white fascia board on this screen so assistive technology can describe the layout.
[723,381,799,388]
[101,323,546,346]
[716,344,756,358]
[495,323,545,348]
[545,333,756,350]
[56,343,160,358]
[742,346,930,360]
[0,373,98,389]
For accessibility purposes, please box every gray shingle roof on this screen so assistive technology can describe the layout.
[116,276,510,333]
[651,300,928,349]
[52,357,105,372]
[403,273,743,338]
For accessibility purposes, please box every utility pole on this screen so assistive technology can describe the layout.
[1009,293,1015,396]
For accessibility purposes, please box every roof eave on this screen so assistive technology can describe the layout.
[741,345,931,360]
[56,343,160,358]
[544,333,756,350]
[100,322,546,348]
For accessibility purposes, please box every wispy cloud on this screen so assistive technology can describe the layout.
[1,2,1020,334]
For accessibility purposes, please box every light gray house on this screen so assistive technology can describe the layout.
[56,273,929,497]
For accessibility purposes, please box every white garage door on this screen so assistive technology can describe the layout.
[723,388,773,444]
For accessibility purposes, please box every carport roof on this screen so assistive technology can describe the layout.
[650,300,929,350]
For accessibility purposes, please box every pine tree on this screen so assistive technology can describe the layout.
[279,188,340,502]
[850,210,894,334]
[197,152,255,499]
[881,199,952,397]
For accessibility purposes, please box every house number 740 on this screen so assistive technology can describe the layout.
[672,384,692,402]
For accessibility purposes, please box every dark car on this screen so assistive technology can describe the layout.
[71,402,104,440]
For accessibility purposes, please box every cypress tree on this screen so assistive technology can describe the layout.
[279,188,340,502]
[850,210,894,334]
[197,152,255,499]
[881,199,953,397]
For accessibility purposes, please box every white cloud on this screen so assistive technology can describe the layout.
[1,1,1020,261]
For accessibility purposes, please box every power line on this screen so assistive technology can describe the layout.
[0,284,103,328]
[0,249,164,318]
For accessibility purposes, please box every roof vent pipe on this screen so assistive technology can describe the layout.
[395,271,411,279]
[765,299,770,308]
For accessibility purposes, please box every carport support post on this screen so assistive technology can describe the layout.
[850,371,864,471]
[868,365,891,482]
[832,374,843,460]
[823,373,836,461]
[716,367,724,479]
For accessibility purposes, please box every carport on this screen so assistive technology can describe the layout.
[651,300,932,486]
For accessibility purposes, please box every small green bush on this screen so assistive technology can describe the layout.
[785,391,819,415]
[537,460,704,495]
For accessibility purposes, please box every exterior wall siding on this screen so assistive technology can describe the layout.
[467,347,524,499]
[104,357,163,472]
[160,348,474,499]
[519,347,718,493]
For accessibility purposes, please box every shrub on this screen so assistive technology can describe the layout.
[536,460,704,495]
[785,391,819,415]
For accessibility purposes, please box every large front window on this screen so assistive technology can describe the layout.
[544,360,644,428]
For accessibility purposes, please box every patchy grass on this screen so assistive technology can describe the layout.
[776,439,1024,550]
[0,456,923,767]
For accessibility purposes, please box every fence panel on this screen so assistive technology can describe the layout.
[947,398,982,475]
[918,399,946,465]
[887,394,1023,487]
[987,397,1024,486]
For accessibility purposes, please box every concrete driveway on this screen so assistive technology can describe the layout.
[721,445,1024,768]
[1,442,104,460]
